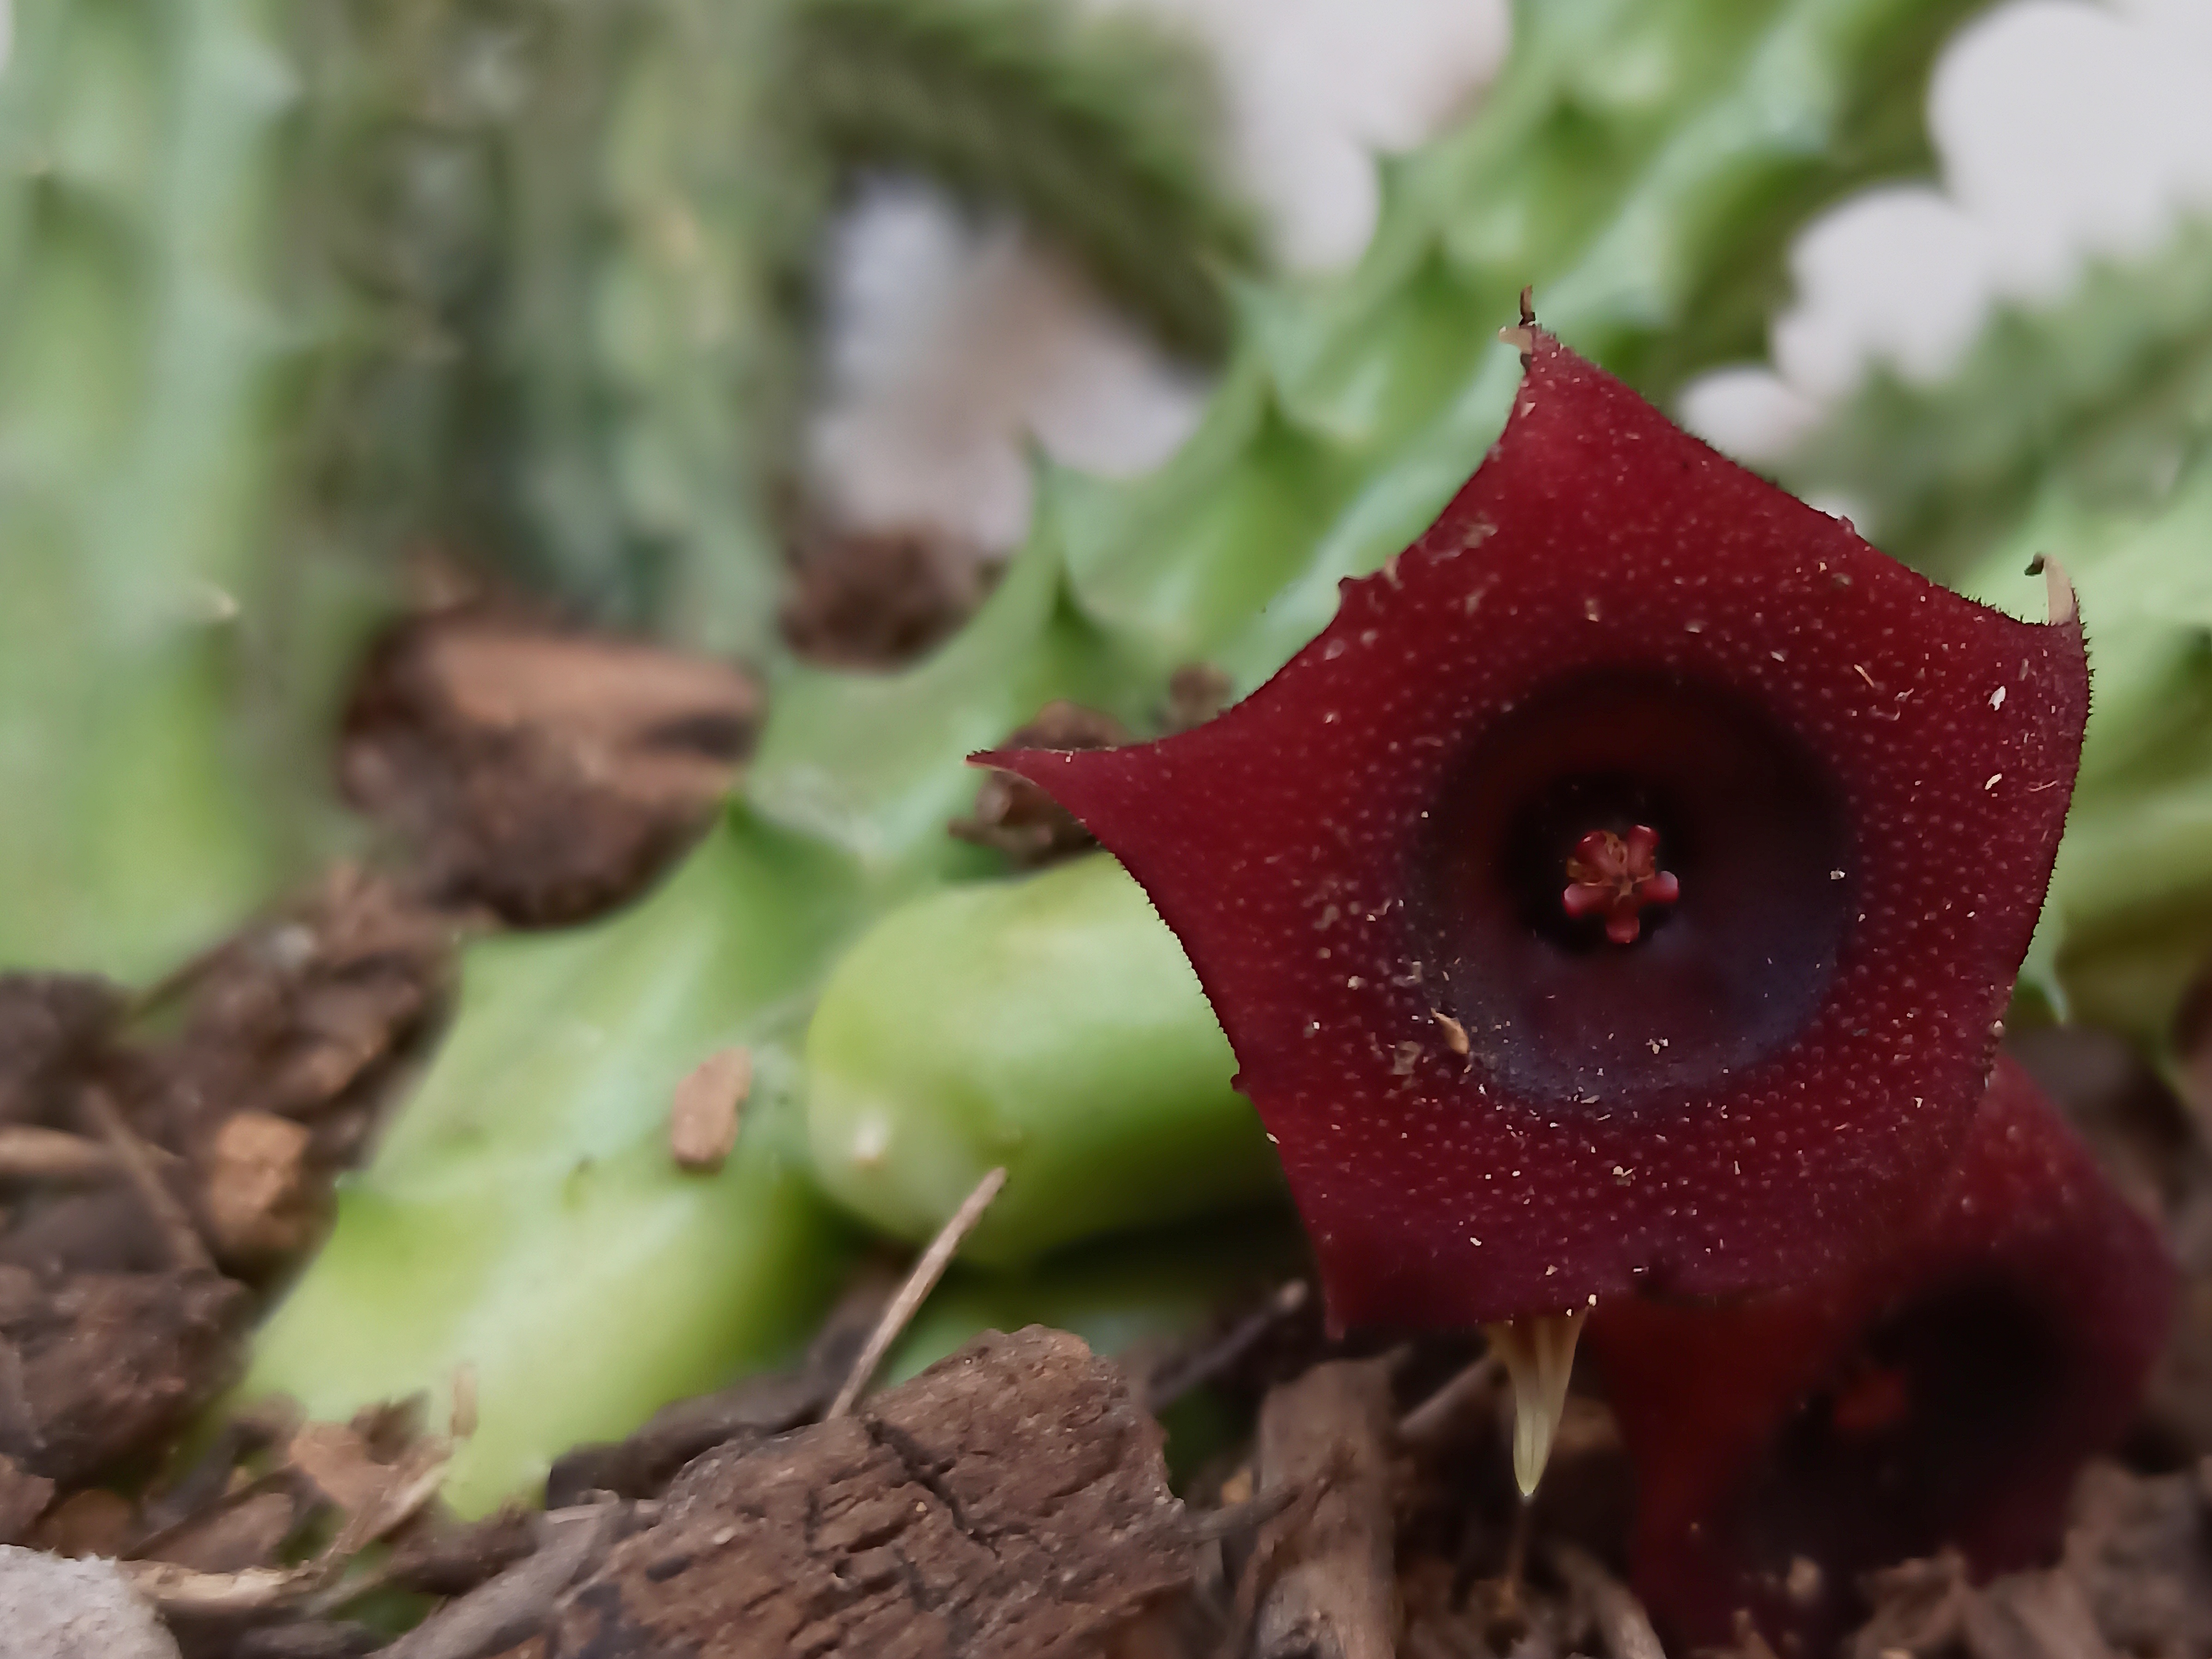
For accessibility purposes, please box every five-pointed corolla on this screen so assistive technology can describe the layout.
[981,329,2089,1330]
[1587,1056,2176,1653]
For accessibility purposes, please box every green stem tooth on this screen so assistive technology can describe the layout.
[1781,217,2212,581]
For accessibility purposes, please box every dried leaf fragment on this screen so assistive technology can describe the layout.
[668,1048,751,1172]
[202,1111,316,1263]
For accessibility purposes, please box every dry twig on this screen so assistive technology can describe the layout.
[1552,1542,1665,1659]
[79,1086,214,1273]
[1237,1358,1398,1659]
[825,1165,1008,1419]
[0,1125,121,1183]
[1146,1280,1310,1413]
[377,1502,626,1659]
[1399,1351,1501,1447]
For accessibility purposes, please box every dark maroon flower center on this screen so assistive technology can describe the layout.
[1758,1280,2059,1536]
[1703,1279,2063,1647]
[1422,670,1853,1105]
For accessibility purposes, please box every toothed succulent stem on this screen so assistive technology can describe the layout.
[0,0,331,979]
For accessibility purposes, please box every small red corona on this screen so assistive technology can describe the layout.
[1561,824,1679,945]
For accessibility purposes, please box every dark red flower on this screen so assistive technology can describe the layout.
[985,330,2087,1338]
[1587,1055,2175,1653]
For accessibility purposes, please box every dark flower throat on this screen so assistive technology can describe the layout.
[1423,670,1852,1106]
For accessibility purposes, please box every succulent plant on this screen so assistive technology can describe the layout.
[1775,216,2212,588]
[0,0,338,981]
[252,0,2060,1510]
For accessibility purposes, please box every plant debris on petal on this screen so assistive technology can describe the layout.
[1587,1056,2177,1654]
[982,328,2089,1329]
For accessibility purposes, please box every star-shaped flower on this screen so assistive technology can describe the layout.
[983,329,2088,1362]
[1588,1055,2175,1653]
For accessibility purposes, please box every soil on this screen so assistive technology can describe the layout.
[0,867,451,1550]
[952,700,1130,866]
[4,608,2212,1658]
[340,609,761,927]
[781,525,1000,670]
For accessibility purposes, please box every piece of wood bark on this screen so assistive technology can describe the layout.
[542,1326,1193,1658]
[667,1048,750,1172]
[1962,1569,2118,1659]
[339,613,759,926]
[1550,1543,1663,1659]
[1244,1358,1397,1659]
[0,1452,52,1543]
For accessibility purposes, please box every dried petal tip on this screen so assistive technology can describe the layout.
[1498,286,1538,355]
[1485,1306,1588,1497]
[2028,553,2078,626]
[983,328,2089,1332]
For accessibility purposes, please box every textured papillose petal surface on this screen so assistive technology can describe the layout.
[985,331,2088,1327]
[1587,1056,2177,1652]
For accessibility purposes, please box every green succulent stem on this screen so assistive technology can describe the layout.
[244,524,1123,1509]
[781,0,1257,361]
[806,852,1285,1263]
[1778,216,2212,583]
[0,0,1252,985]
[0,0,342,980]
[245,813,860,1514]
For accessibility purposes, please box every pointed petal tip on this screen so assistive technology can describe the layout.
[2030,554,2078,627]
[1486,1305,1590,1497]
